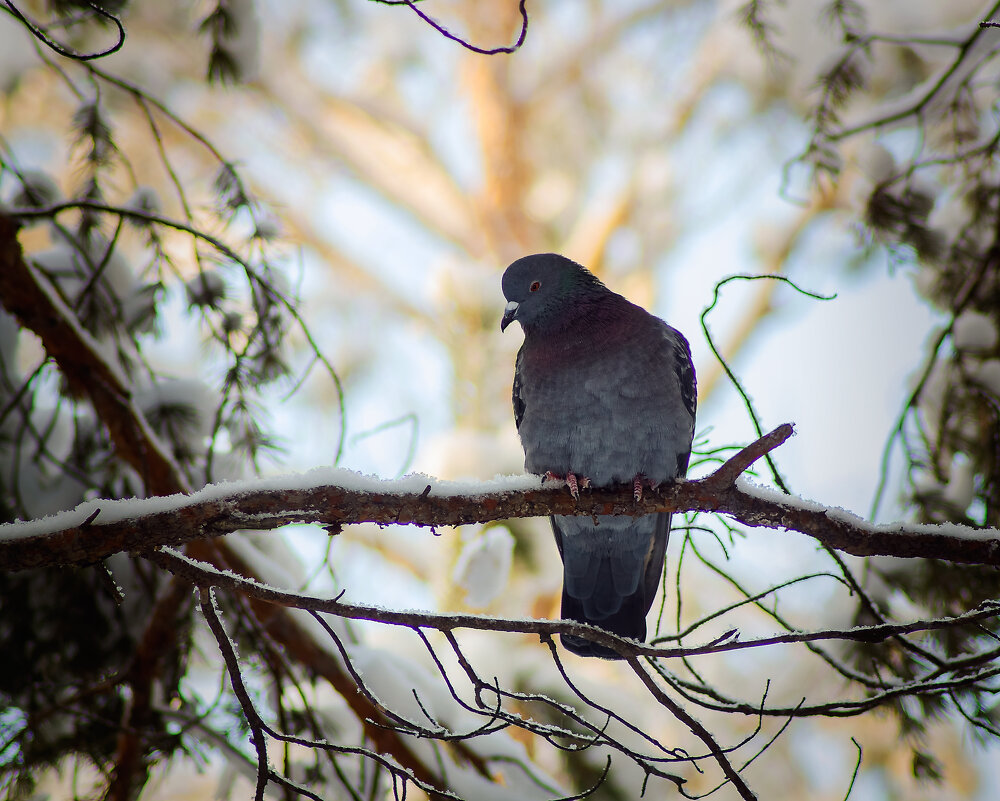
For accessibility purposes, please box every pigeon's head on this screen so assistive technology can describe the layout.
[500,253,604,333]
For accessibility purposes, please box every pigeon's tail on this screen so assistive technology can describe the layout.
[551,513,670,660]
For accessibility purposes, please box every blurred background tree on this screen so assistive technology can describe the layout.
[1,1,999,799]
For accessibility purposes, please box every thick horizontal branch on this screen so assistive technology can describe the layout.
[2,423,999,571]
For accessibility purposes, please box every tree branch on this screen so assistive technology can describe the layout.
[392,0,530,56]
[0,214,189,496]
[3,421,998,571]
[624,654,757,801]
[0,214,451,795]
[199,587,272,801]
[196,538,455,796]
[105,574,192,801]
[147,546,1000,664]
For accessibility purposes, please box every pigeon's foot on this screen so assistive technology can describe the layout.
[632,474,659,502]
[544,471,590,500]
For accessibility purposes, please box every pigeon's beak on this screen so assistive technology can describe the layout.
[500,300,519,332]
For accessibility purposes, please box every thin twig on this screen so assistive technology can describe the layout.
[374,0,530,55]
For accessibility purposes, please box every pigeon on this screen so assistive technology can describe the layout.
[501,253,696,659]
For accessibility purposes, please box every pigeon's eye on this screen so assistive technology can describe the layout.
[529,281,541,292]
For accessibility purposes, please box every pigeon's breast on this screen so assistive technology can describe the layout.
[517,326,690,486]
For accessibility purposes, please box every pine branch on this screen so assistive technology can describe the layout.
[0,213,452,798]
[0,214,189,496]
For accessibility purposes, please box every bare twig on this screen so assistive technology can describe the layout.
[624,655,757,801]
[3,1,126,61]
[375,0,530,55]
[703,423,794,488]
[199,587,272,801]
[147,547,1000,668]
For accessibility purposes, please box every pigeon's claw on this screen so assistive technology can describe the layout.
[544,471,588,500]
[632,474,660,502]
[632,475,662,502]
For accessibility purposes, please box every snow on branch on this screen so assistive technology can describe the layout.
[2,422,999,572]
[0,214,190,496]
[0,211,462,793]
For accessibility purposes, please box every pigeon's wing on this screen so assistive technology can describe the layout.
[512,343,526,431]
[664,323,697,476]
